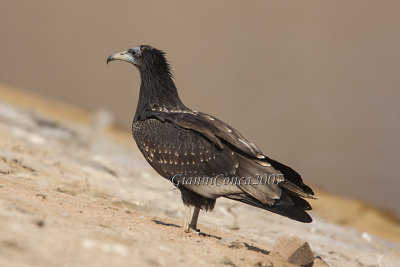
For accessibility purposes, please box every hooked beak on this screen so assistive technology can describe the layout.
[107,51,136,65]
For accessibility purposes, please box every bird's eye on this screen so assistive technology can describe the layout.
[129,49,136,55]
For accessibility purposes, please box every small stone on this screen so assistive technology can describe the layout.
[221,256,237,267]
[361,232,372,243]
[228,241,244,249]
[218,236,239,246]
[0,160,13,174]
[36,220,45,228]
[253,261,273,267]
[36,193,46,199]
[271,235,314,266]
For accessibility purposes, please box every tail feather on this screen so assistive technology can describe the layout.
[291,195,312,211]
[225,191,312,223]
[264,156,315,196]
[279,180,318,199]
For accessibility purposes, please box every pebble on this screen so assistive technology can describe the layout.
[271,235,315,266]
[0,160,13,174]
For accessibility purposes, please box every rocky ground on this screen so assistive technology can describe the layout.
[0,86,399,267]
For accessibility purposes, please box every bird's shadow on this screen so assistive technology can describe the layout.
[151,220,270,255]
[152,219,180,228]
[151,219,221,239]
[196,231,222,240]
[242,242,269,255]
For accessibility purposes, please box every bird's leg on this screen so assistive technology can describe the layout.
[189,206,200,231]
[182,206,201,233]
[182,205,192,232]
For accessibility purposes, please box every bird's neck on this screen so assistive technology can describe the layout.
[134,67,186,120]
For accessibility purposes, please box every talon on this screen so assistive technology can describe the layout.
[187,227,201,235]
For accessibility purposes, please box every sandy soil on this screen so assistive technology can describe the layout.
[0,86,399,267]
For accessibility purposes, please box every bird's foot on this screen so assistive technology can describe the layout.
[189,228,201,234]
[183,224,200,234]
[190,227,201,234]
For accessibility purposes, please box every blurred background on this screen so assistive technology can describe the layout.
[0,1,399,215]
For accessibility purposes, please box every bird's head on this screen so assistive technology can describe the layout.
[107,45,170,73]
[107,45,183,113]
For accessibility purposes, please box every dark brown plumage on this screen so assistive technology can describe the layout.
[107,45,316,232]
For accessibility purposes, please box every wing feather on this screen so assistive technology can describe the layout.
[146,110,264,158]
[134,110,315,205]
